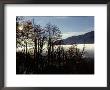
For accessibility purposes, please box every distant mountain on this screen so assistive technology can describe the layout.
[55,31,94,45]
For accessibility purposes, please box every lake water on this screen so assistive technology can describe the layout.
[17,44,94,58]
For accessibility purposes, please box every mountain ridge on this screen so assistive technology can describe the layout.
[55,31,94,45]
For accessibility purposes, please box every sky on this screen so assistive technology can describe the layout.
[22,16,94,39]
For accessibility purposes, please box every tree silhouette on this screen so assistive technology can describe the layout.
[45,23,62,63]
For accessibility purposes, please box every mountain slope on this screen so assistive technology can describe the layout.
[55,31,94,45]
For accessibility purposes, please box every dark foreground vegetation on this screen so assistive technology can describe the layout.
[16,16,94,74]
[16,48,94,74]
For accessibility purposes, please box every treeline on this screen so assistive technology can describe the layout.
[16,17,94,74]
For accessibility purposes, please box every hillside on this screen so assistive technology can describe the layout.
[55,31,94,45]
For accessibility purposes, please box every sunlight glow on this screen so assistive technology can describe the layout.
[18,26,23,30]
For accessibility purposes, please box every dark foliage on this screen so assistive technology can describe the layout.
[16,48,94,74]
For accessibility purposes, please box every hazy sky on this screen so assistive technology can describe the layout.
[23,16,94,39]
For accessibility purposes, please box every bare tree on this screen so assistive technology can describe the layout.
[45,23,62,62]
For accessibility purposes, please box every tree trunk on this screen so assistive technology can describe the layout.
[26,42,27,60]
